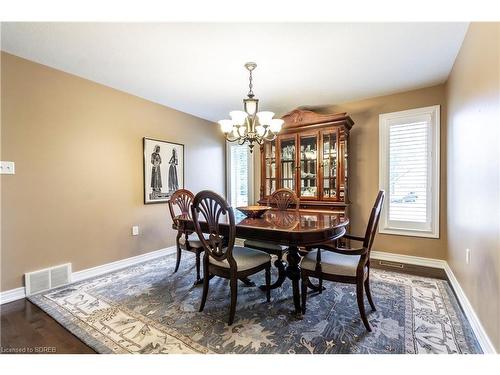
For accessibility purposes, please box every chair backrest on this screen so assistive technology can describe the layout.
[362,190,385,252]
[268,188,299,211]
[191,190,236,267]
[168,189,194,228]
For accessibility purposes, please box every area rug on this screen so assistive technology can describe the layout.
[28,252,481,354]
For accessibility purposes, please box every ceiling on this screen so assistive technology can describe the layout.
[1,23,468,122]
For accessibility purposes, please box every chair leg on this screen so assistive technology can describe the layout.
[228,276,238,325]
[265,264,271,302]
[199,260,210,312]
[356,280,371,332]
[318,276,323,294]
[365,277,376,311]
[174,242,182,273]
[194,251,202,284]
[301,274,308,314]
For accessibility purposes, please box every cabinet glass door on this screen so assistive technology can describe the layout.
[299,134,318,198]
[321,130,338,199]
[264,140,276,196]
[279,137,296,190]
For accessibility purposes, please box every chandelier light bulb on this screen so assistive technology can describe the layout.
[256,125,266,137]
[257,111,275,126]
[218,119,234,134]
[229,110,248,126]
[270,119,284,133]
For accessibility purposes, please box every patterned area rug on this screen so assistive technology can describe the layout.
[28,252,481,354]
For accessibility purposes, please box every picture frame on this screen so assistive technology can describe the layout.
[143,137,184,204]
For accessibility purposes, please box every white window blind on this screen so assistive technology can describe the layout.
[389,121,428,222]
[226,143,254,207]
[379,106,440,238]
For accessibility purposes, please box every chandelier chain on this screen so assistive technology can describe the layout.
[248,69,254,98]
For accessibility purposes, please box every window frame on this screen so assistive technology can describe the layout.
[225,141,254,208]
[378,105,440,238]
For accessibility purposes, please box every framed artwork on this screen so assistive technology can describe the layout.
[143,137,184,204]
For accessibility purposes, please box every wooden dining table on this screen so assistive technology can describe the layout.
[175,208,349,318]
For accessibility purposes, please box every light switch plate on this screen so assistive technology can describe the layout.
[0,161,15,175]
[132,226,139,236]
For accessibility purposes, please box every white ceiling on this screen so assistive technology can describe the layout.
[1,23,468,121]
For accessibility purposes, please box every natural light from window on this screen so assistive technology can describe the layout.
[227,143,253,207]
[388,121,428,223]
[379,105,440,238]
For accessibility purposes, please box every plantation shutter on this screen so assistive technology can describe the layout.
[388,120,429,223]
[379,105,439,238]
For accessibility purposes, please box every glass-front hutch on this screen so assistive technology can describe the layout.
[259,109,354,214]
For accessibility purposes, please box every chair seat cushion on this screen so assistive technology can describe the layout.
[209,246,271,271]
[300,250,365,277]
[243,239,286,252]
[179,232,208,248]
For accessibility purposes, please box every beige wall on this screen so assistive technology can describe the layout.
[445,23,500,351]
[0,52,225,291]
[255,84,448,259]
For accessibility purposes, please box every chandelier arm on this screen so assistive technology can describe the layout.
[263,133,277,142]
[225,133,239,143]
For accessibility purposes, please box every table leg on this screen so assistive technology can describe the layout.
[239,277,256,287]
[285,245,303,319]
[259,257,287,291]
[305,277,326,292]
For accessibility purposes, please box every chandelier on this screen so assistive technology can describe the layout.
[218,62,284,152]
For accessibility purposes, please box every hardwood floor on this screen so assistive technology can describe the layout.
[0,298,95,354]
[0,262,447,354]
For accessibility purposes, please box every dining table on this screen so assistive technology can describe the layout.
[175,208,349,318]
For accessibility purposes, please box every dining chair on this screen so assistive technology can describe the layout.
[244,188,299,286]
[300,190,385,331]
[191,190,272,325]
[168,189,206,285]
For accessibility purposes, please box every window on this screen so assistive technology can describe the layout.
[226,142,254,207]
[379,105,440,238]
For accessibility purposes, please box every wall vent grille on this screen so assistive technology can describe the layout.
[25,263,72,295]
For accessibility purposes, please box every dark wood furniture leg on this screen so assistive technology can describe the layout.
[194,250,203,285]
[364,266,376,311]
[356,279,371,331]
[174,231,182,273]
[285,245,303,319]
[259,254,287,291]
[199,256,210,312]
[305,276,326,293]
[239,277,256,287]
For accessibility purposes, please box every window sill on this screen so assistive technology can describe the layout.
[379,227,439,239]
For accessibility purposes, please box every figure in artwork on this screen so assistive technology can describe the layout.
[151,145,162,193]
[168,148,179,193]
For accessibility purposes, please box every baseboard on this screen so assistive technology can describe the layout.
[371,250,496,354]
[371,250,447,269]
[72,246,176,283]
[0,246,176,305]
[0,287,26,305]
[443,262,497,354]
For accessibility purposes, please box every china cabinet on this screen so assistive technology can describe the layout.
[259,109,354,215]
